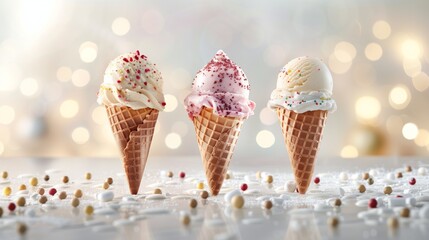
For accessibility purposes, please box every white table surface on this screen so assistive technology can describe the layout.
[0,156,429,240]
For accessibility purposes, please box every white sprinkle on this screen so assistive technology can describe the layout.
[285,181,296,192]
[356,200,369,207]
[243,189,260,195]
[15,190,29,196]
[386,172,395,180]
[357,209,378,219]
[339,172,349,181]
[97,191,114,202]
[388,198,406,207]
[224,189,241,204]
[0,180,11,185]
[122,196,136,202]
[269,197,284,206]
[418,167,428,176]
[146,194,166,200]
[369,169,378,177]
[314,203,331,212]
[406,197,417,206]
[113,219,134,227]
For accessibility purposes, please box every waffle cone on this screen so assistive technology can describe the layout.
[277,108,327,194]
[105,105,159,195]
[193,107,244,196]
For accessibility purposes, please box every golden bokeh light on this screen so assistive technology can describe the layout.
[355,96,381,120]
[372,21,391,40]
[340,145,358,158]
[91,106,107,125]
[164,94,178,112]
[112,17,130,36]
[259,107,277,126]
[401,39,422,59]
[334,41,356,63]
[388,85,411,110]
[412,72,429,92]
[19,78,39,96]
[71,127,90,144]
[365,43,383,61]
[402,122,418,140]
[60,100,79,118]
[329,53,352,74]
[0,106,15,125]
[256,130,275,148]
[79,41,98,63]
[71,69,91,87]
[165,133,181,149]
[403,58,421,78]
[415,129,429,147]
[56,67,72,82]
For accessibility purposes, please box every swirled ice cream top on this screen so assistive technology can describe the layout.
[184,50,255,119]
[97,50,165,111]
[268,56,336,113]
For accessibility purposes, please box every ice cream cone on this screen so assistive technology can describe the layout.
[105,105,159,195]
[193,107,244,196]
[277,108,327,194]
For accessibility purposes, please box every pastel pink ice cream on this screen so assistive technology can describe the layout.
[184,50,255,119]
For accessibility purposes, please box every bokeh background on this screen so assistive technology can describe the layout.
[0,0,428,158]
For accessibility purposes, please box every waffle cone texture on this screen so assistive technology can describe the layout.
[106,105,159,195]
[193,107,244,196]
[277,108,327,194]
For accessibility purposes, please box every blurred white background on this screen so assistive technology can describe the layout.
[0,0,428,159]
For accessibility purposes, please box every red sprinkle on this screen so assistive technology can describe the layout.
[161,102,166,106]
[8,202,16,211]
[144,69,150,73]
[117,80,121,83]
[123,58,129,62]
[396,195,403,198]
[49,188,57,196]
[409,177,416,185]
[179,172,186,179]
[136,50,140,56]
[136,75,140,80]
[314,177,320,184]
[368,198,377,208]
[240,183,248,191]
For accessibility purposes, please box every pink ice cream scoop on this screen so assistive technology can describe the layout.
[184,50,255,119]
